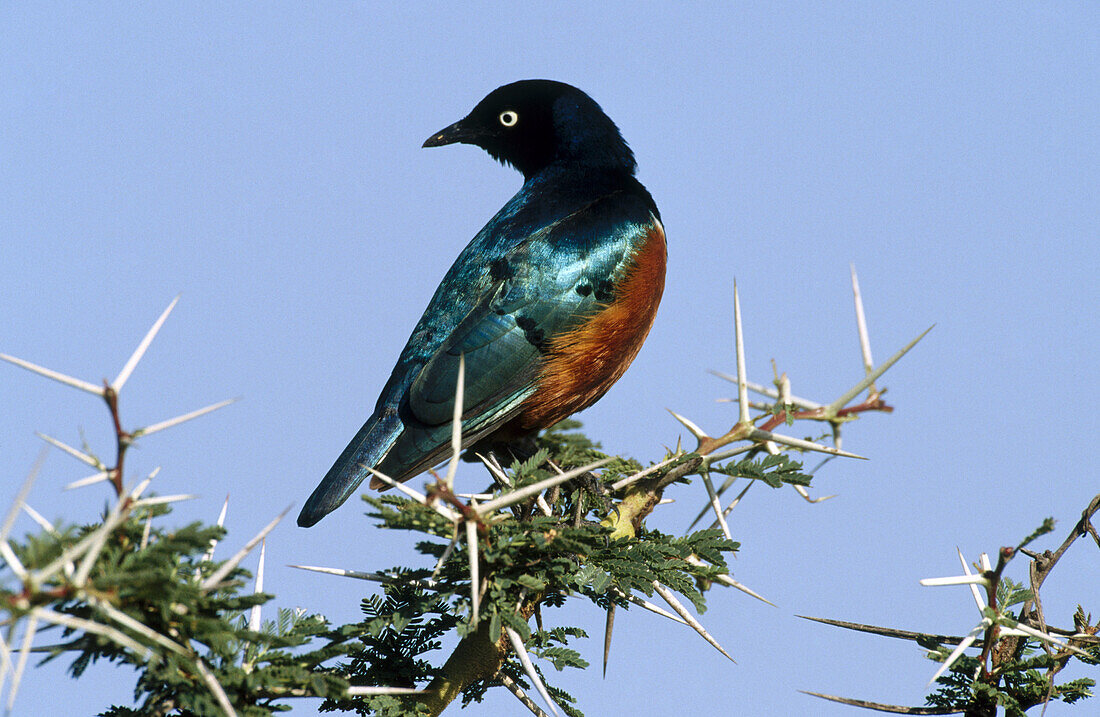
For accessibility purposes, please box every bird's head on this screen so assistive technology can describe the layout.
[423,79,636,179]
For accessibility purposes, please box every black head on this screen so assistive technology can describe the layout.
[423,80,636,179]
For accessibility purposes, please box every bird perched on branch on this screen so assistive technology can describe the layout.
[299,80,665,527]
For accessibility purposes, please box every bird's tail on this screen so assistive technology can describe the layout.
[297,413,403,527]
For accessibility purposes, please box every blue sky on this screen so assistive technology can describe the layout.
[2,3,1098,715]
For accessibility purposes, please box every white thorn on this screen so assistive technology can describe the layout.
[610,453,684,492]
[131,494,198,509]
[477,452,512,488]
[136,398,237,437]
[0,353,106,397]
[193,657,238,717]
[2,451,46,545]
[21,503,57,535]
[89,595,188,656]
[927,620,985,687]
[6,612,39,712]
[667,410,709,441]
[733,281,749,424]
[198,496,230,578]
[32,607,152,660]
[918,575,991,589]
[850,264,875,382]
[652,582,735,662]
[466,517,480,624]
[288,564,439,590]
[72,490,132,586]
[140,510,153,550]
[476,458,612,516]
[505,627,561,716]
[345,686,429,696]
[711,372,824,410]
[748,428,867,459]
[249,540,266,632]
[201,506,290,591]
[445,354,465,490]
[368,468,461,522]
[112,295,179,392]
[431,531,460,580]
[63,471,111,490]
[683,555,776,607]
[0,542,27,580]
[792,484,837,503]
[35,432,102,469]
[827,325,934,413]
[957,548,987,612]
[699,471,731,540]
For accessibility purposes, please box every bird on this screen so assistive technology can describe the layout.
[298,80,665,527]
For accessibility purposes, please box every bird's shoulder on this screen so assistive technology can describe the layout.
[374,170,659,412]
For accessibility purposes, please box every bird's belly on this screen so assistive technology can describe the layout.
[512,222,666,432]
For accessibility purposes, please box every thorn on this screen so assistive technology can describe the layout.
[466,517,480,624]
[32,607,152,660]
[444,354,465,490]
[201,506,290,591]
[35,432,102,469]
[497,672,551,717]
[957,548,987,612]
[369,468,461,522]
[476,452,512,488]
[652,582,735,662]
[63,471,111,490]
[1,449,47,546]
[699,470,731,540]
[288,563,439,590]
[610,453,684,492]
[792,485,837,503]
[918,574,991,589]
[20,503,57,535]
[748,428,866,459]
[710,371,823,410]
[667,409,710,441]
[344,686,429,696]
[197,495,230,577]
[0,353,106,397]
[140,510,153,550]
[603,604,615,677]
[733,281,749,424]
[193,657,238,717]
[505,627,561,716]
[850,264,876,391]
[249,539,266,632]
[610,588,688,625]
[112,295,179,392]
[431,529,460,580]
[134,398,237,437]
[475,458,612,516]
[927,623,984,686]
[72,489,133,586]
[6,611,39,712]
[826,325,934,413]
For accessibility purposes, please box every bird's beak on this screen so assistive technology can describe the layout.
[423,118,482,148]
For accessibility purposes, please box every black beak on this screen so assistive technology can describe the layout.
[423,117,482,148]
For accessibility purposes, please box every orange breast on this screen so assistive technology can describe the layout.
[512,221,667,432]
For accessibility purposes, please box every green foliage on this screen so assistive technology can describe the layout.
[920,531,1098,716]
[3,504,350,716]
[708,453,812,488]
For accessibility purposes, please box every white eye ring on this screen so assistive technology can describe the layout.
[499,110,519,127]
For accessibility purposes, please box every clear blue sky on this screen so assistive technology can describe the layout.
[3,3,1098,715]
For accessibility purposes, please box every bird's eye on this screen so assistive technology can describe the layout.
[498,110,519,127]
